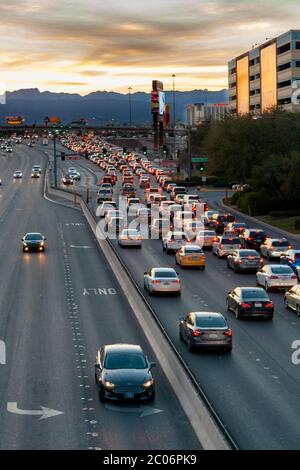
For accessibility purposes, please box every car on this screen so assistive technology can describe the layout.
[69,170,81,181]
[100,183,113,191]
[32,165,42,174]
[162,231,191,254]
[280,249,300,280]
[106,216,125,234]
[127,198,143,215]
[210,214,235,234]
[31,169,40,178]
[239,229,267,249]
[170,186,188,200]
[260,238,292,260]
[174,193,187,205]
[6,146,12,153]
[139,177,150,188]
[204,210,219,226]
[121,184,135,197]
[195,230,218,249]
[105,209,124,224]
[212,236,241,258]
[179,312,232,352]
[151,218,171,239]
[175,245,206,269]
[227,249,263,273]
[95,344,155,402]
[256,265,297,291]
[284,285,300,316]
[166,183,177,193]
[183,220,205,240]
[137,208,152,225]
[173,211,194,230]
[118,229,142,247]
[145,187,162,204]
[13,171,23,179]
[0,178,2,185]
[162,179,174,190]
[159,200,174,217]
[22,232,46,252]
[144,267,181,296]
[97,188,113,203]
[225,222,248,235]
[147,194,167,209]
[97,201,117,218]
[226,287,274,320]
[62,174,73,185]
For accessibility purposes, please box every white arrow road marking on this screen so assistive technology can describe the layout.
[70,245,92,249]
[104,404,163,418]
[7,402,64,420]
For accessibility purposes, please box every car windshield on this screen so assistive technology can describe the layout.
[104,352,147,370]
[270,266,292,274]
[242,290,269,300]
[222,238,240,245]
[154,270,177,278]
[196,316,227,328]
[25,234,42,241]
[272,241,289,247]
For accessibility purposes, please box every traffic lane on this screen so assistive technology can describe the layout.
[109,238,300,449]
[60,213,200,450]
[0,154,89,449]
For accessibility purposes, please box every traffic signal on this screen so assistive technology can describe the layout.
[123,147,127,156]
[142,146,147,156]
[162,145,168,156]
[61,152,65,161]
[199,163,205,172]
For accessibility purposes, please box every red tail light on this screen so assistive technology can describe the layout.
[172,279,181,284]
[288,245,292,249]
[265,302,274,309]
[247,237,253,241]
[192,330,204,337]
[291,275,297,279]
[223,329,232,337]
[241,302,251,308]
[152,280,161,284]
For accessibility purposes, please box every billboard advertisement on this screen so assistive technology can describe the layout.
[5,116,25,125]
[158,91,166,115]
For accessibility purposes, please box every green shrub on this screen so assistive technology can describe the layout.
[237,191,276,216]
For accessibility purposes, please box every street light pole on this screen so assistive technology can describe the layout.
[172,74,176,159]
[128,87,132,126]
[53,133,57,188]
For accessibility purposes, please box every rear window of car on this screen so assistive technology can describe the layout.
[185,247,203,254]
[270,266,293,274]
[154,271,177,278]
[222,238,240,245]
[242,290,269,300]
[196,316,227,328]
[240,250,259,257]
[249,230,266,237]
[272,241,289,247]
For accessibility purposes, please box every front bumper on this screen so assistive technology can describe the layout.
[102,385,154,401]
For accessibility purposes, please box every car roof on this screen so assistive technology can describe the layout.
[104,344,143,354]
[192,312,224,318]
[152,267,176,272]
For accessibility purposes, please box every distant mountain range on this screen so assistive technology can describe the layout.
[0,88,229,125]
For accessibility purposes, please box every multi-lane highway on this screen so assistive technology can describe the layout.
[0,143,200,450]
[52,141,300,450]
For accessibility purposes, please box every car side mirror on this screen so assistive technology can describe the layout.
[94,363,101,370]
[21,238,24,241]
[144,272,147,275]
[149,362,156,370]
[44,238,47,241]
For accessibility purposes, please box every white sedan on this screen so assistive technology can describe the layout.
[97,201,117,218]
[118,229,142,247]
[13,171,23,179]
[256,264,298,291]
[144,268,181,296]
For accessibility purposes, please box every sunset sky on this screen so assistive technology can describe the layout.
[0,0,299,95]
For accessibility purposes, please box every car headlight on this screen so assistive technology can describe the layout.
[143,379,154,388]
[23,242,27,246]
[40,241,45,246]
[103,380,115,389]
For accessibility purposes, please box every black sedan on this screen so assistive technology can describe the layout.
[22,233,46,252]
[226,287,274,320]
[179,312,232,352]
[95,344,156,402]
[227,249,263,273]
[239,229,267,249]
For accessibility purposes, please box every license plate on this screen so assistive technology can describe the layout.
[209,334,218,339]
[190,256,199,261]
[164,282,170,286]
[255,303,262,307]
[125,392,134,399]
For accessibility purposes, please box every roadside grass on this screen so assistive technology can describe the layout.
[258,215,300,235]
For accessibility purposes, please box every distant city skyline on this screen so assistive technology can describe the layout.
[0,0,299,95]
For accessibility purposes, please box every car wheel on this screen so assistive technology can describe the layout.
[225,346,232,353]
[226,299,231,311]
[235,307,242,320]
[187,338,195,352]
[179,330,184,341]
[148,392,155,403]
[94,374,98,384]
[284,297,289,309]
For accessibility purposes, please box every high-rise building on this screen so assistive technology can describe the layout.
[228,30,300,115]
[187,103,229,126]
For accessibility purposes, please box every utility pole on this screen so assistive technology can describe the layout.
[172,74,176,159]
[128,86,132,126]
[53,133,57,188]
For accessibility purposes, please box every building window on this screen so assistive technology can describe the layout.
[229,67,236,75]
[277,42,291,55]
[278,62,291,71]
[229,95,237,101]
[296,42,300,49]
[278,80,291,88]
[278,97,291,105]
[229,82,236,88]
[296,61,300,67]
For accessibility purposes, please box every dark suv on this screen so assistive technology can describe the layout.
[210,214,235,234]
[239,229,267,249]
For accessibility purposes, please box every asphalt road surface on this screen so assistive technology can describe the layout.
[53,144,300,450]
[0,143,200,450]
